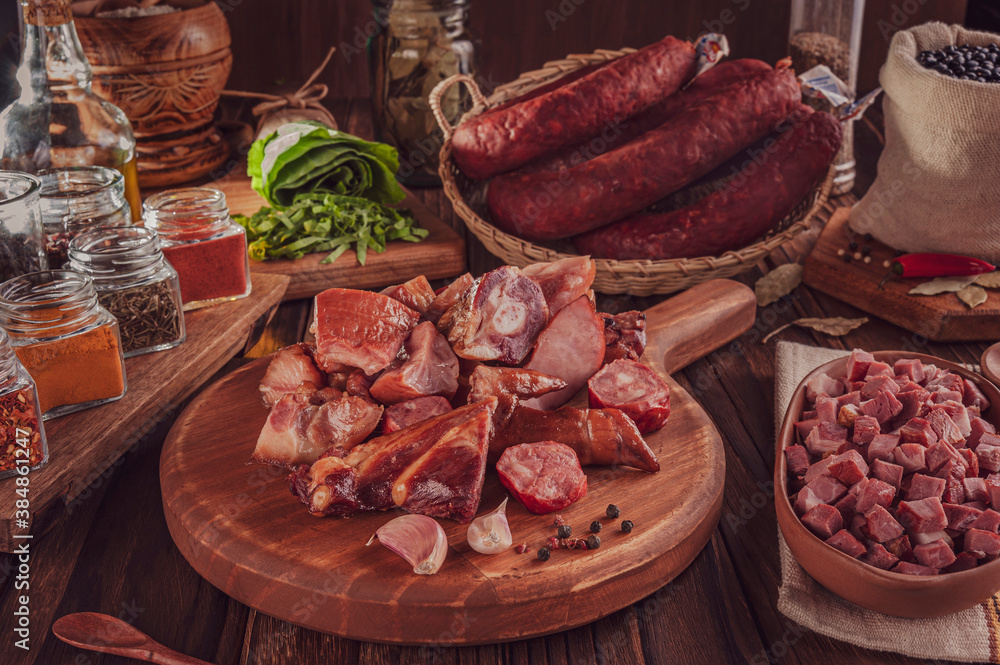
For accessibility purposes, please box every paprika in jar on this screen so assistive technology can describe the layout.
[0,326,47,478]
[142,188,251,311]
[0,270,127,419]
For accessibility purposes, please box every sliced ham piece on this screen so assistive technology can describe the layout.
[860,390,903,424]
[964,528,1000,559]
[968,417,997,450]
[913,538,957,569]
[945,552,979,572]
[805,422,848,457]
[860,542,899,570]
[853,416,881,445]
[943,503,983,532]
[425,273,474,324]
[783,445,810,479]
[522,295,606,411]
[466,365,567,404]
[861,505,905,543]
[899,417,938,447]
[894,359,925,384]
[826,529,866,558]
[964,477,990,503]
[313,288,420,375]
[441,266,549,364]
[892,561,939,576]
[259,343,327,407]
[380,275,436,314]
[804,456,835,484]
[382,396,453,434]
[870,459,903,488]
[867,433,900,463]
[977,441,1000,473]
[897,497,948,533]
[894,443,927,474]
[885,534,914,563]
[896,389,930,421]
[846,349,875,382]
[963,378,991,412]
[855,478,896,513]
[970,508,1000,532]
[496,441,588,514]
[369,322,460,404]
[861,375,899,400]
[802,504,843,539]
[806,373,845,401]
[906,474,946,501]
[588,359,670,434]
[599,311,647,363]
[521,256,596,316]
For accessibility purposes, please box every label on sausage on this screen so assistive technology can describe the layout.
[690,33,731,84]
[799,64,883,121]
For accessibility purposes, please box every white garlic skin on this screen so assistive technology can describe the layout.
[368,514,448,575]
[467,497,512,555]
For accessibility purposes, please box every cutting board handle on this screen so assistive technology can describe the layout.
[643,279,757,376]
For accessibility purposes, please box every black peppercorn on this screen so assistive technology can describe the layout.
[590,520,602,533]
[586,535,601,550]
[606,504,620,519]
[537,547,551,561]
[621,520,634,533]
[557,524,572,539]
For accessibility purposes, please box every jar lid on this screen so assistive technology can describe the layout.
[68,226,167,286]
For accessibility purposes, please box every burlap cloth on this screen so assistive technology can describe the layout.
[774,341,1000,663]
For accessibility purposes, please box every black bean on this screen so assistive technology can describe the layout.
[935,64,950,74]
[978,77,988,82]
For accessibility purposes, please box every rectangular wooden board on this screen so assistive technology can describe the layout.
[0,272,290,552]
[803,207,1000,342]
[210,171,466,301]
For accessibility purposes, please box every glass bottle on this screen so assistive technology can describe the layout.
[0,270,127,420]
[789,0,865,196]
[68,226,185,358]
[368,0,478,187]
[0,171,46,283]
[143,188,251,311]
[0,0,142,221]
[0,326,48,479]
[38,165,131,268]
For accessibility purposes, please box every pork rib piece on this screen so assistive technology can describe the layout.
[496,441,588,514]
[312,288,420,375]
[521,295,606,411]
[466,365,567,404]
[600,311,647,363]
[259,343,326,407]
[250,387,383,468]
[588,358,671,434]
[382,396,453,434]
[380,275,437,314]
[439,266,549,364]
[491,403,660,472]
[370,321,460,404]
[425,273,474,324]
[391,407,493,523]
[521,257,596,316]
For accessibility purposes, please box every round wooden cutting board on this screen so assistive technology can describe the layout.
[160,279,754,645]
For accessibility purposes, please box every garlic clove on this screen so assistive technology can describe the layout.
[467,497,513,555]
[367,514,448,575]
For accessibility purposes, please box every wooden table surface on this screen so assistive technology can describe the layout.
[3,100,992,665]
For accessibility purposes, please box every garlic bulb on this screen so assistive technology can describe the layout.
[367,514,448,575]
[467,497,512,554]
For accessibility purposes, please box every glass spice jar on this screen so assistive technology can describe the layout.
[142,188,252,311]
[0,171,47,283]
[0,270,127,420]
[0,327,48,479]
[68,227,185,358]
[38,166,131,269]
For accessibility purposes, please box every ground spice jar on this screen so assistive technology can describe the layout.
[0,270,127,419]
[142,188,251,311]
[0,327,47,478]
[68,227,185,357]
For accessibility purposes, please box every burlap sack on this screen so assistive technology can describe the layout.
[849,23,1000,263]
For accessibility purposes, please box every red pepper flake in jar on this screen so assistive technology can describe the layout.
[0,328,47,477]
[143,188,251,311]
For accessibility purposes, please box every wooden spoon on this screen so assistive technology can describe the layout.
[52,613,212,665]
[982,342,1000,387]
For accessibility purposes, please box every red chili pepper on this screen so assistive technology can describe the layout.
[891,253,995,278]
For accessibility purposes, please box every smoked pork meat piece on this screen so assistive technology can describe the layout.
[588,359,671,434]
[496,441,588,514]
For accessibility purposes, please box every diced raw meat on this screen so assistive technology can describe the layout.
[795,418,820,443]
[943,477,967,504]
[945,552,979,572]
[496,441,588,514]
[805,422,848,457]
[892,561,939,576]
[913,538,957,569]
[834,491,859,522]
[784,445,811,479]
[921,364,942,383]
[942,503,983,532]
[806,373,846,401]
[867,433,900,463]
[906,474,946,501]
[931,390,963,404]
[899,418,938,447]
[926,372,965,395]
[827,450,869,485]
[970,509,1000,532]
[885,534,914,563]
[802,504,844,539]
[370,322,460,404]
[934,401,972,438]
[794,486,822,516]
[866,361,893,378]
[910,529,953,547]
[897,380,925,394]
[345,369,375,403]
[467,365,567,404]
[849,514,867,540]
[927,409,964,446]
[988,476,1000,507]
[861,375,899,400]
[599,311,647,363]
[522,256,596,316]
[926,440,962,473]
[966,501,989,511]
[846,349,874,381]
[897,497,948,533]
[803,456,834,484]
[382,396,453,434]
[977,441,1000,473]
[380,275,436,314]
[313,288,421,375]
[862,505,905,542]
[968,417,997,450]
[441,265,550,364]
[826,529,866,558]
[860,542,899,570]
[815,395,839,424]
[870,459,903,488]
[259,343,327,407]
[860,390,903,424]
[837,391,861,408]
[894,358,925,384]
[960,448,980,478]
[803,474,848,506]
[964,477,990,503]
[587,358,670,433]
[896,389,930,421]
[856,478,896,513]
[853,416,881,445]
[894,443,927,474]
[964,529,1000,559]
[837,404,862,428]
[522,295,605,410]
[963,378,991,412]
[425,273,474,324]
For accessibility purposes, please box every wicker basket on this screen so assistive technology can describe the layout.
[429,49,834,296]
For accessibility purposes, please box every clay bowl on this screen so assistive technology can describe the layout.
[774,350,1000,618]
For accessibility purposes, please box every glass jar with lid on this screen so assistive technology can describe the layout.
[0,171,46,283]
[0,270,127,419]
[142,188,251,311]
[0,327,48,479]
[38,166,131,269]
[68,227,185,358]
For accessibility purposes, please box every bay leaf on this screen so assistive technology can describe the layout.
[957,284,988,309]
[975,272,1000,289]
[908,275,978,296]
[763,316,868,344]
[756,263,803,307]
